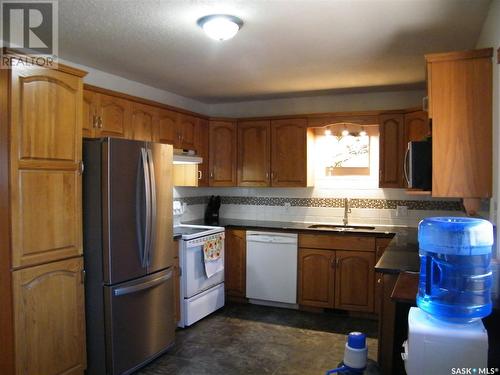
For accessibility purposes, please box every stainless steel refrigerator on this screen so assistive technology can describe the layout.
[83,138,175,375]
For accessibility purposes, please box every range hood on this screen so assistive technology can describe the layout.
[173,149,202,164]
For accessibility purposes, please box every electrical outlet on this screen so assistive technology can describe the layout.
[396,205,408,217]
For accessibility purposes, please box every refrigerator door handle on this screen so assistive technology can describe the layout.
[113,269,173,296]
[146,147,157,267]
[140,147,152,267]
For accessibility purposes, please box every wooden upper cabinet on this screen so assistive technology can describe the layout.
[334,251,375,312]
[225,229,246,298]
[128,102,155,141]
[209,120,237,186]
[10,65,83,268]
[13,257,86,375]
[379,114,405,188]
[270,118,312,187]
[82,90,96,138]
[426,48,493,198]
[298,248,335,308]
[177,114,197,150]
[156,108,178,145]
[404,110,430,143]
[237,120,271,186]
[195,118,210,187]
[96,93,129,138]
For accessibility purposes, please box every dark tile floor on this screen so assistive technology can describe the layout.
[136,303,378,375]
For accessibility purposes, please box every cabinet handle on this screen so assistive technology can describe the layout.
[198,170,202,180]
[331,258,336,268]
[377,278,382,284]
[92,115,98,128]
[210,171,214,179]
[266,172,269,180]
[98,116,103,128]
[422,96,429,112]
[336,258,340,268]
[78,160,84,175]
[271,171,275,180]
[81,269,86,284]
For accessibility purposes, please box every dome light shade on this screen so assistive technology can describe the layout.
[197,15,243,41]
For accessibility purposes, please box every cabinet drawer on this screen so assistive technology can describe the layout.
[299,234,375,251]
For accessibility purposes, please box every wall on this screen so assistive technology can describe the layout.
[59,58,210,115]
[207,88,426,117]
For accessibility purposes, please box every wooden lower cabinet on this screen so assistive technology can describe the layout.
[334,251,375,312]
[12,257,86,375]
[224,229,246,298]
[298,248,335,308]
[298,234,376,313]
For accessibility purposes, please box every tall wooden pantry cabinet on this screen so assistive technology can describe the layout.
[0,60,87,375]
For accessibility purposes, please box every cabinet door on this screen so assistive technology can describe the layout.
[177,114,197,150]
[404,110,430,143]
[334,251,375,312]
[379,114,405,188]
[224,229,246,297]
[428,55,492,197]
[237,120,271,186]
[82,90,96,138]
[374,237,393,315]
[298,248,335,308]
[129,102,155,141]
[97,93,129,138]
[209,120,237,186]
[195,118,210,187]
[10,66,83,268]
[156,108,178,145]
[13,257,86,375]
[271,118,309,187]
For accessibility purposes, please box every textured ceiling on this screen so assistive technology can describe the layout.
[58,0,491,103]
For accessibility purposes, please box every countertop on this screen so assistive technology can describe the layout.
[185,218,419,274]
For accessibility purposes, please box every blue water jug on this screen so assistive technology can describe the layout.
[417,217,493,322]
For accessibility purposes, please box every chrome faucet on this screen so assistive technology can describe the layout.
[343,198,351,226]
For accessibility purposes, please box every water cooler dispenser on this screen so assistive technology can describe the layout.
[403,217,493,374]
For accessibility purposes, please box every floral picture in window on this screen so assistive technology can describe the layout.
[325,133,370,176]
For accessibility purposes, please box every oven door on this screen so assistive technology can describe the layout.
[181,236,224,299]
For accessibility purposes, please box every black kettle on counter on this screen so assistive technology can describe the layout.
[204,195,221,225]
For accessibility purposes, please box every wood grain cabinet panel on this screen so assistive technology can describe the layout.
[270,118,310,187]
[224,229,246,297]
[237,120,271,186]
[10,66,83,268]
[298,248,335,308]
[97,93,129,138]
[426,49,492,198]
[334,251,375,312]
[129,103,155,141]
[404,110,430,143]
[209,120,237,186]
[379,114,405,188]
[82,90,96,138]
[195,118,210,187]
[12,257,86,375]
[156,108,178,145]
[177,114,197,150]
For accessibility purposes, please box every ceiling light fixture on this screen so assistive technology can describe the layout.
[324,128,332,136]
[359,127,367,137]
[197,14,243,41]
[341,125,350,137]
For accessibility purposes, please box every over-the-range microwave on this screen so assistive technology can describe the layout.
[404,140,432,190]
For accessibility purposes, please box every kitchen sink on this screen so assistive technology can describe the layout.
[307,224,376,231]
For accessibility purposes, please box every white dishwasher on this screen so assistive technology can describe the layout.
[246,231,298,305]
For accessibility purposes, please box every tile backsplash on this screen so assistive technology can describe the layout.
[175,191,465,227]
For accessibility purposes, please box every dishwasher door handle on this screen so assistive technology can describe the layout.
[247,236,297,245]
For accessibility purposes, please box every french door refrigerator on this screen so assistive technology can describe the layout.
[83,138,175,375]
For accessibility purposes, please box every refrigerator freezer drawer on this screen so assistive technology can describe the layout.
[183,283,225,327]
[104,268,175,375]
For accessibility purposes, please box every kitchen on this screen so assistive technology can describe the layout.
[0,1,499,375]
